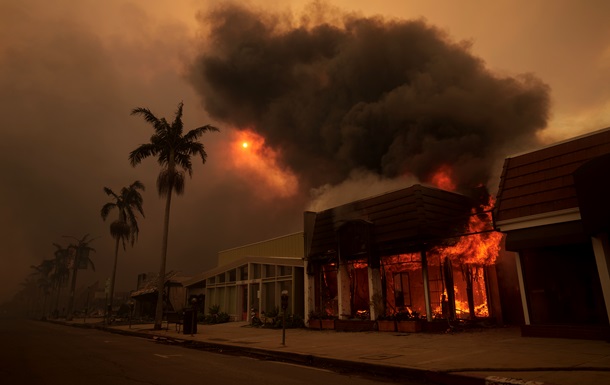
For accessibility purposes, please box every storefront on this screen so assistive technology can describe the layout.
[495,127,610,340]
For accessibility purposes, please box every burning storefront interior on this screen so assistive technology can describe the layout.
[304,184,505,332]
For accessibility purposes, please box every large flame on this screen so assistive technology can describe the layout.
[433,195,501,265]
[229,129,298,198]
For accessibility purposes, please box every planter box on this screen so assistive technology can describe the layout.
[396,320,422,333]
[308,319,336,330]
[320,319,336,330]
[422,320,450,333]
[335,319,376,332]
[377,320,397,332]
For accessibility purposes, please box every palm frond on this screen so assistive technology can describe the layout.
[100,202,116,220]
[129,143,158,166]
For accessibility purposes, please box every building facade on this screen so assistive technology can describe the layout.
[495,127,610,340]
[303,184,505,329]
[185,233,305,321]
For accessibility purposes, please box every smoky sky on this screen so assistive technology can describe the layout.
[190,2,550,193]
[4,0,609,305]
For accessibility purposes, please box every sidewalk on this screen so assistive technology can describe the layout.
[66,318,610,385]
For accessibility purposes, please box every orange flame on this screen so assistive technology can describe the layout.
[434,196,501,265]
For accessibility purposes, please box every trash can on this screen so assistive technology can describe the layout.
[182,308,197,335]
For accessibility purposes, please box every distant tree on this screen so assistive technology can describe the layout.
[64,234,96,321]
[129,102,219,330]
[101,181,145,320]
[50,243,71,317]
[30,259,54,318]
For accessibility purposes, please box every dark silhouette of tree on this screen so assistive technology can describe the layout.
[51,243,70,317]
[129,102,219,330]
[30,259,54,318]
[64,234,96,321]
[101,181,145,321]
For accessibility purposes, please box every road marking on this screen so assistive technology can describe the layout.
[154,354,183,359]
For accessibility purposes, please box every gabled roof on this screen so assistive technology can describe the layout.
[130,271,190,297]
[307,184,474,259]
[495,127,610,225]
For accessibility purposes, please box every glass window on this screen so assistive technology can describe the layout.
[239,265,248,280]
[252,264,261,279]
[264,265,276,278]
[277,265,292,276]
[228,269,236,282]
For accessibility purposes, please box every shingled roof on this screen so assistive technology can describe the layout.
[495,127,610,225]
[307,184,474,260]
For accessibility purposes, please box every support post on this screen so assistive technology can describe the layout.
[515,252,531,325]
[421,250,432,322]
[591,234,610,323]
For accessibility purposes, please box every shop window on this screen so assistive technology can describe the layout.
[239,265,248,280]
[264,265,276,278]
[227,269,236,282]
[393,272,412,309]
[278,265,292,277]
[252,264,261,279]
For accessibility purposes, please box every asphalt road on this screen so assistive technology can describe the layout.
[0,318,423,385]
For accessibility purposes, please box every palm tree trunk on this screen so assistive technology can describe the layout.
[67,264,78,321]
[108,237,121,321]
[154,189,173,330]
[55,283,62,318]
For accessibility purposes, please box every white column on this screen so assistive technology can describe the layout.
[304,261,316,325]
[368,266,383,319]
[337,261,351,319]
[515,252,531,325]
[421,250,432,322]
[591,234,610,323]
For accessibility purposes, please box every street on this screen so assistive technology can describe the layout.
[0,318,422,385]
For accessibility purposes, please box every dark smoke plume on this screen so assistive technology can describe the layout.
[189,2,550,193]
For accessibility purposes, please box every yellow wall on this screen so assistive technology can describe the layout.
[218,232,304,266]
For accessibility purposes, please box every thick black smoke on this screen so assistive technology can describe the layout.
[189,2,550,193]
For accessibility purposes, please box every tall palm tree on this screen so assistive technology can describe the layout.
[101,180,145,320]
[64,234,96,321]
[51,243,70,317]
[129,102,219,330]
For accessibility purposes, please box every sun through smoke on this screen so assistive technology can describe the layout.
[230,129,298,198]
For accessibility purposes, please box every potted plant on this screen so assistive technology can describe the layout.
[396,310,422,333]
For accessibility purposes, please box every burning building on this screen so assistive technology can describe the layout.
[495,127,610,340]
[303,184,503,330]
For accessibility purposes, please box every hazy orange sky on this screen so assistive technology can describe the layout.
[1,0,609,303]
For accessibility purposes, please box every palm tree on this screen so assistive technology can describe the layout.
[101,181,145,321]
[30,259,54,318]
[51,243,70,317]
[129,102,219,330]
[64,234,96,321]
